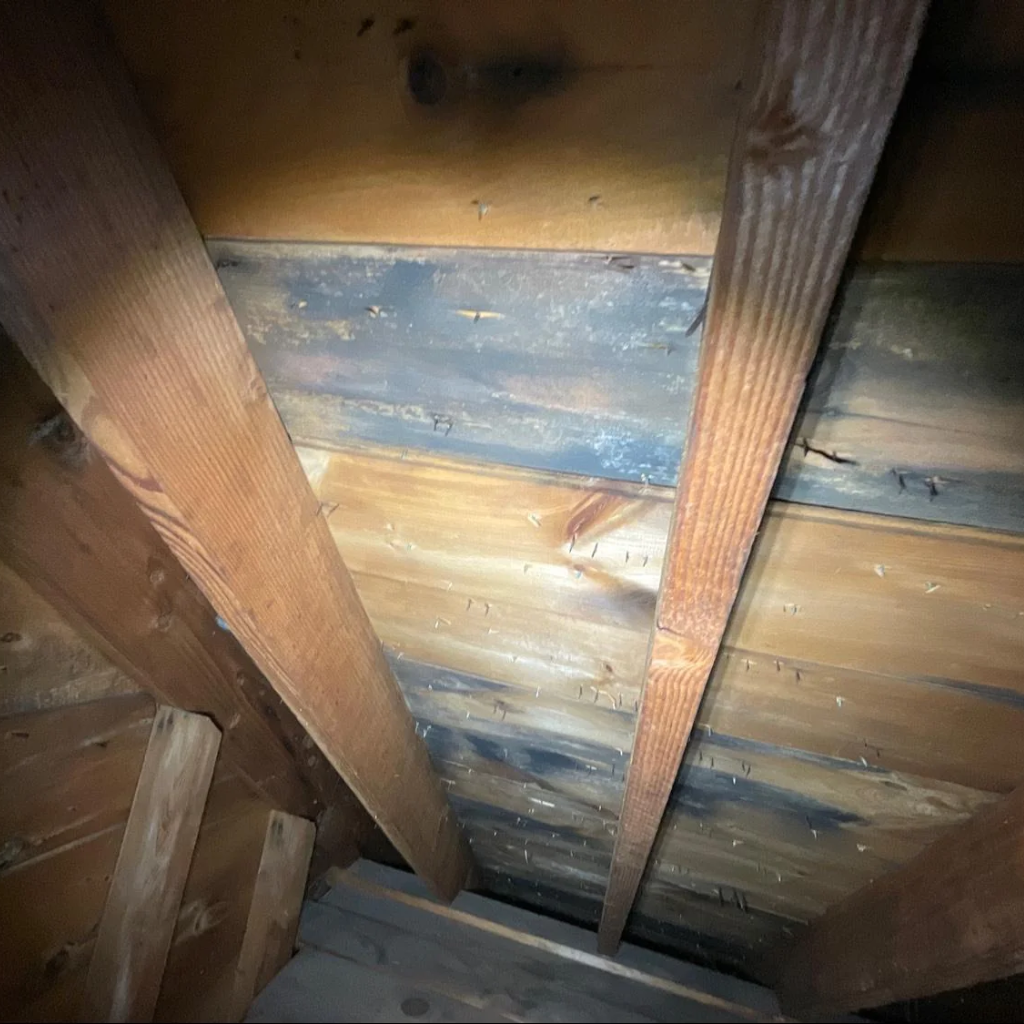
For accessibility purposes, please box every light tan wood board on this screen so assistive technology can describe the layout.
[103,0,1024,261]
[303,443,1024,793]
[103,0,753,257]
[294,441,1024,963]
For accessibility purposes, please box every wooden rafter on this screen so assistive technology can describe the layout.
[0,336,370,859]
[598,0,928,953]
[776,783,1024,1016]
[0,1,470,899]
[84,706,220,1023]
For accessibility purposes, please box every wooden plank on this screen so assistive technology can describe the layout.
[1,695,153,874]
[217,241,1024,534]
[779,263,1024,533]
[776,783,1024,1017]
[153,789,272,1023]
[597,0,927,954]
[83,707,220,1023]
[232,812,316,1018]
[104,1,1024,263]
[300,443,1024,796]
[0,2,469,900]
[249,947,509,1023]
[0,763,249,1024]
[104,0,754,256]
[210,239,707,487]
[0,826,127,1022]
[407,684,994,934]
[0,336,308,819]
[0,563,139,718]
[334,859,782,1016]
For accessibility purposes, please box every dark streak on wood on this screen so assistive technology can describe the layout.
[212,246,1024,533]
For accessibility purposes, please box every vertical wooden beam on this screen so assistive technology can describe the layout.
[83,706,220,1023]
[597,0,927,954]
[231,811,317,1020]
[0,2,470,899]
[775,783,1024,1017]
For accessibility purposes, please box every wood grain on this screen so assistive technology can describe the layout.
[104,0,1024,262]
[0,695,153,874]
[0,335,312,820]
[0,1,469,901]
[598,0,927,954]
[231,811,316,1018]
[214,240,1024,534]
[300,443,1024,796]
[776,782,1024,1016]
[104,0,754,256]
[0,825,127,1022]
[210,239,706,487]
[153,788,270,1023]
[83,707,220,1023]
[0,563,140,718]
[305,864,781,1022]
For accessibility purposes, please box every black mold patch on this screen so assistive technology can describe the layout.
[671,765,864,832]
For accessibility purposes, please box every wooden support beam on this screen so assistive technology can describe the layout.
[232,811,317,1019]
[776,783,1024,1017]
[0,335,358,839]
[0,1,470,899]
[597,0,927,954]
[83,706,220,1023]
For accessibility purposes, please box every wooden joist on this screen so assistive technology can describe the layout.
[232,811,317,1018]
[83,707,220,1023]
[0,336,351,836]
[0,1,469,899]
[776,782,1024,1016]
[596,0,928,953]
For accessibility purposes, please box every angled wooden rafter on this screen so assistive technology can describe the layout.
[0,335,371,859]
[598,0,928,953]
[776,782,1024,1017]
[0,1,470,900]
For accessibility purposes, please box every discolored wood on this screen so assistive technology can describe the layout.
[0,563,140,718]
[104,0,754,256]
[211,247,1024,535]
[776,783,1024,1017]
[231,811,316,1018]
[84,707,220,1023]
[210,239,706,487]
[0,1,469,901]
[299,443,1024,798]
[598,0,927,954]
